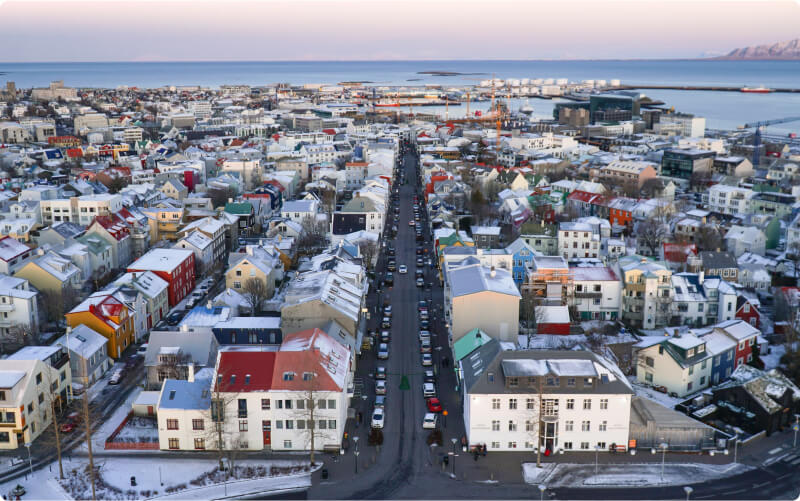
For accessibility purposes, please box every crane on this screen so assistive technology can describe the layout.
[740,116,800,167]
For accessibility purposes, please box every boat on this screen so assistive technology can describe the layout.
[519,100,534,115]
[740,86,772,93]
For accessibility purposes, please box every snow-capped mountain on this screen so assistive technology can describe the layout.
[718,39,800,60]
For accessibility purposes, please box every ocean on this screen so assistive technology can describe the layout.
[2,60,799,134]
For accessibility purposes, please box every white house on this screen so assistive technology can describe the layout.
[634,332,711,397]
[462,346,632,453]
[570,266,621,321]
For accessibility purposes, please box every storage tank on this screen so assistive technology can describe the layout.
[556,78,568,85]
[610,79,621,87]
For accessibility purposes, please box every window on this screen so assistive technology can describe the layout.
[563,442,573,450]
[261,399,270,410]
[688,365,694,376]
[526,398,535,410]
[491,442,500,449]
[192,419,204,431]
[749,338,755,346]
[238,399,247,418]
[303,372,313,381]
[583,399,591,410]
[508,421,517,432]
[687,382,693,391]
[567,377,576,387]
[508,377,519,388]
[508,398,517,410]
[276,400,283,409]
[645,356,654,368]
[645,372,653,383]
[319,420,327,430]
[492,398,500,410]
[581,442,590,450]
[747,353,753,363]
[526,420,535,432]
[599,421,607,432]
[233,281,241,289]
[168,438,179,450]
[566,399,574,410]
[275,421,283,429]
[36,373,42,385]
[297,399,305,410]
[700,376,706,385]
[167,419,179,430]
[581,420,590,432]
[284,440,292,449]
[328,420,336,429]
[297,420,305,430]
[508,442,517,449]
[284,400,292,409]
[194,438,205,450]
[597,442,606,449]
[239,420,248,432]
[283,372,295,381]
[600,399,608,410]
[565,420,574,432]
[546,377,559,387]
[492,420,500,431]
[328,399,336,409]
[286,420,294,430]
[38,393,44,404]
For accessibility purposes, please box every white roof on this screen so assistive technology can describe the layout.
[0,236,30,262]
[448,263,521,298]
[129,248,194,272]
[54,325,108,358]
[0,370,26,388]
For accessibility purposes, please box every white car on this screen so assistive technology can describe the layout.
[421,353,433,366]
[372,408,385,429]
[376,380,387,395]
[408,220,416,226]
[422,412,437,429]
[398,265,408,274]
[422,382,436,397]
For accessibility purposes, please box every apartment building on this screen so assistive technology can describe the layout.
[634,332,711,397]
[618,255,672,329]
[702,185,755,216]
[558,222,600,260]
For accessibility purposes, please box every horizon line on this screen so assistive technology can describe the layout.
[0,57,741,64]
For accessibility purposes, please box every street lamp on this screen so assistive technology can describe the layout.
[538,484,547,501]
[594,444,603,475]
[451,437,458,477]
[792,415,799,449]
[732,433,738,464]
[353,436,360,475]
[659,442,669,482]
[24,442,32,476]
[684,486,693,501]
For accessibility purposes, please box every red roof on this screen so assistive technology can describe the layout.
[322,128,337,135]
[91,214,130,241]
[663,243,697,264]
[216,351,276,392]
[567,190,599,204]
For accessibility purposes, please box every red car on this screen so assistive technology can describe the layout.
[426,397,442,413]
[59,421,76,433]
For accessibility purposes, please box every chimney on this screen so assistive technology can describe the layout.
[490,266,496,278]
[673,328,680,338]
[187,363,195,383]
[228,198,233,203]
[207,301,212,309]
[698,270,704,284]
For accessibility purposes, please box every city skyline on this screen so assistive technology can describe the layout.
[0,0,799,62]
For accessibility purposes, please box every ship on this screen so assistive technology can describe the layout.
[519,100,534,115]
[740,86,772,93]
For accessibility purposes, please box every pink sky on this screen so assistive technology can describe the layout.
[1,0,799,61]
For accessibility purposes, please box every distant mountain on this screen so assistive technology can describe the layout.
[716,39,800,60]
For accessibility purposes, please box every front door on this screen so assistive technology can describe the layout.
[262,420,271,446]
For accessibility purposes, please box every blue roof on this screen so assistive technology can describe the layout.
[158,377,211,410]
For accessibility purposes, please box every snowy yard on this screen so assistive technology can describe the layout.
[761,342,787,371]
[628,377,684,408]
[112,416,159,443]
[523,462,753,488]
[1,458,311,500]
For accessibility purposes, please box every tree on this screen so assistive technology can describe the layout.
[695,224,724,252]
[637,217,669,257]
[154,348,193,385]
[747,339,764,369]
[291,373,336,466]
[640,178,664,199]
[208,187,237,209]
[296,217,328,255]
[205,369,245,476]
[0,323,40,354]
[358,240,379,271]
[41,367,66,479]
[787,242,800,280]
[106,176,127,194]
[520,293,545,348]
[242,277,269,316]
[689,169,712,191]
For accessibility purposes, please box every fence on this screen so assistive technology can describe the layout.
[104,410,160,450]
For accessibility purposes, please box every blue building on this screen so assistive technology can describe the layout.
[700,330,736,386]
[506,237,536,287]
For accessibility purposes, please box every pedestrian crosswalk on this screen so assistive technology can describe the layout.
[782,452,800,466]
[353,377,365,398]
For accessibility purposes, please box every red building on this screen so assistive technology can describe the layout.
[537,305,571,335]
[127,248,195,307]
[735,296,761,330]
[606,197,637,230]
[715,320,760,368]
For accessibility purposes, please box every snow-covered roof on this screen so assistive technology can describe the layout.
[214,316,281,330]
[0,370,26,388]
[448,263,520,298]
[54,325,108,359]
[128,248,194,272]
[0,236,31,262]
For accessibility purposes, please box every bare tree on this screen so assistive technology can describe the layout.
[636,217,669,256]
[242,277,269,316]
[41,366,66,479]
[358,240,379,271]
[205,370,244,476]
[291,373,336,466]
[0,323,40,354]
[296,217,329,255]
[695,224,724,252]
[155,349,193,384]
[208,187,237,209]
[520,293,545,348]
[786,242,800,280]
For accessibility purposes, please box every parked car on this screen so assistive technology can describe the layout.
[137,343,148,354]
[384,305,392,316]
[166,312,183,326]
[426,398,442,413]
[421,353,433,366]
[108,368,124,385]
[378,343,389,359]
[409,221,416,227]
[398,265,408,274]
[416,278,424,287]
[422,382,436,397]
[376,366,387,380]
[381,317,392,328]
[385,273,394,286]
[420,339,432,353]
[375,380,387,395]
[424,370,436,383]
[371,408,385,429]
[375,395,386,408]
[422,413,437,429]
[418,301,428,311]
[387,260,396,271]
[380,330,391,342]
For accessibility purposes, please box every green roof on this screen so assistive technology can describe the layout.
[76,234,112,254]
[453,328,490,362]
[224,202,253,215]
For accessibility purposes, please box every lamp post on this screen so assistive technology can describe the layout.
[732,433,738,464]
[684,486,693,501]
[538,484,547,501]
[451,437,458,477]
[353,436,360,475]
[659,442,669,482]
[792,415,799,448]
[24,442,32,476]
[594,444,603,475]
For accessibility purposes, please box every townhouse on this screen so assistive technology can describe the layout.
[558,222,600,260]
[127,248,196,307]
[618,255,672,329]
[634,332,711,397]
[570,266,621,321]
[66,292,135,359]
[0,237,36,276]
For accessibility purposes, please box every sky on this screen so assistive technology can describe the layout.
[0,0,799,62]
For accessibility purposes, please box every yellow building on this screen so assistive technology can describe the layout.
[141,203,185,242]
[14,251,82,309]
[65,293,135,359]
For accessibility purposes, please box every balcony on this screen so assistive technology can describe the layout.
[0,303,15,312]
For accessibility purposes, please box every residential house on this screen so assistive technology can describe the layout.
[54,325,111,386]
[127,248,196,307]
[0,237,35,276]
[471,226,502,249]
[159,178,188,201]
[558,222,600,260]
[141,203,185,242]
[699,251,738,282]
[735,295,761,329]
[724,225,766,258]
[175,231,215,277]
[524,255,571,303]
[224,202,256,235]
[444,261,520,343]
[598,160,657,189]
[618,255,672,329]
[697,330,736,386]
[212,316,283,346]
[65,293,135,359]
[634,333,711,397]
[85,214,133,270]
[178,217,226,272]
[144,328,219,390]
[281,200,319,226]
[0,275,39,337]
[570,266,621,321]
[710,320,760,368]
[111,271,169,329]
[462,348,633,453]
[506,238,536,287]
[14,250,82,312]
[225,246,283,302]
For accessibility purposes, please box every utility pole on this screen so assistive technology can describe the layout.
[536,375,543,468]
[82,359,96,501]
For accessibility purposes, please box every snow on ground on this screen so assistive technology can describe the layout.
[77,385,143,451]
[628,377,684,408]
[521,463,556,484]
[112,416,158,442]
[762,342,786,371]
[87,362,121,403]
[523,462,753,488]
[518,334,585,349]
[1,458,310,500]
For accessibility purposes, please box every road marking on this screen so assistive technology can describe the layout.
[787,457,800,466]
[768,447,783,455]
[763,452,790,466]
